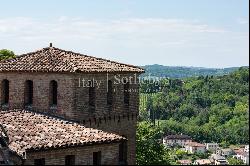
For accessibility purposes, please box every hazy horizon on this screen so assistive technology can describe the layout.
[141,64,248,69]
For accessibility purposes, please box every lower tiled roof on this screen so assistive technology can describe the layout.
[0,110,125,157]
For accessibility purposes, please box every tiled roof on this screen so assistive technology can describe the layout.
[195,159,211,165]
[165,134,191,140]
[210,154,226,160]
[185,142,206,147]
[0,110,125,158]
[0,46,144,73]
[234,149,245,155]
[178,159,192,164]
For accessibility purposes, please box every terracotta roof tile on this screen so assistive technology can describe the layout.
[0,47,144,73]
[195,159,211,165]
[178,159,192,164]
[0,110,125,157]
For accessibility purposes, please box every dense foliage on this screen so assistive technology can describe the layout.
[0,49,16,60]
[141,64,241,78]
[139,67,249,145]
[136,122,170,165]
[227,157,245,165]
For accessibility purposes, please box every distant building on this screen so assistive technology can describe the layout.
[244,145,249,153]
[185,142,206,154]
[216,148,234,158]
[205,143,219,152]
[163,134,192,147]
[177,159,192,165]
[210,154,228,165]
[193,159,212,165]
[233,149,249,165]
[242,153,249,165]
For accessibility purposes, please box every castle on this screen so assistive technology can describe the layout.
[0,44,144,165]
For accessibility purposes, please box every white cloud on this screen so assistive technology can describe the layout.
[0,17,248,67]
[0,17,227,40]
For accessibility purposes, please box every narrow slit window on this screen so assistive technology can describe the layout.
[1,79,9,105]
[119,141,128,164]
[89,81,96,109]
[24,80,33,106]
[124,82,130,105]
[93,151,101,165]
[50,80,58,106]
[107,80,113,105]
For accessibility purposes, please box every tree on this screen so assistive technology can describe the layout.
[136,122,170,165]
[0,49,16,61]
[227,157,244,165]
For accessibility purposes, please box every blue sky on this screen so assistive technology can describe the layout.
[0,0,249,67]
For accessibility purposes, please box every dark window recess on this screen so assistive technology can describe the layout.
[93,151,101,165]
[107,80,113,105]
[24,80,33,105]
[1,79,9,104]
[65,155,75,165]
[124,82,130,105]
[34,158,45,165]
[119,141,128,164]
[50,80,58,106]
[89,81,96,110]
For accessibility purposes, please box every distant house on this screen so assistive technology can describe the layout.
[205,143,219,152]
[242,153,249,165]
[163,134,192,147]
[177,159,192,165]
[244,145,249,153]
[233,149,249,165]
[216,148,234,158]
[193,159,212,165]
[210,154,228,165]
[185,142,206,154]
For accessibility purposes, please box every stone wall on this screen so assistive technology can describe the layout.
[0,72,75,118]
[72,73,139,165]
[24,143,120,165]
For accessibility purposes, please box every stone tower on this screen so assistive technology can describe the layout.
[0,46,144,165]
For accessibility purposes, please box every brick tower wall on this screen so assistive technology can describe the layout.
[0,72,140,165]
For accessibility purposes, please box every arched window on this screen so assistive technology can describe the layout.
[124,82,130,105]
[24,80,33,106]
[1,79,9,105]
[50,80,57,106]
[89,80,96,111]
[107,80,113,105]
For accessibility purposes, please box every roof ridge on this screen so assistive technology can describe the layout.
[51,47,145,71]
[0,46,144,73]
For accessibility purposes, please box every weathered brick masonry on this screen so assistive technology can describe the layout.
[25,143,120,165]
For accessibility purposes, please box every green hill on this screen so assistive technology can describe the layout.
[140,67,249,145]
